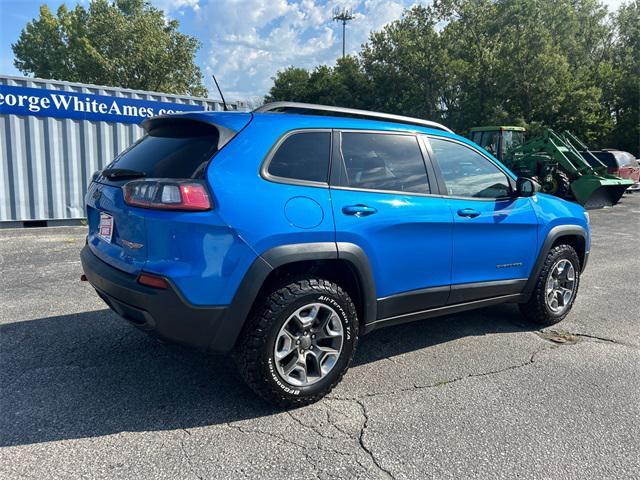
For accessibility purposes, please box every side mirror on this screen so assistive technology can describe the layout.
[515,177,539,197]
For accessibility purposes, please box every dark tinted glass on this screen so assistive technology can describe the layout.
[268,132,331,183]
[592,151,617,168]
[430,138,511,198]
[108,121,219,179]
[339,133,429,193]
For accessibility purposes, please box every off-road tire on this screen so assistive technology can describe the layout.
[519,244,580,326]
[235,277,358,407]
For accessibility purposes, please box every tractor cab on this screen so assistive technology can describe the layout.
[469,126,526,161]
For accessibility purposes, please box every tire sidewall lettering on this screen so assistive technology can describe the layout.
[266,290,355,396]
[267,357,300,395]
[318,295,352,340]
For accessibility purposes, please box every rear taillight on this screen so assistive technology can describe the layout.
[123,179,211,211]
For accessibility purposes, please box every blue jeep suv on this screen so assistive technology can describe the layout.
[81,102,590,406]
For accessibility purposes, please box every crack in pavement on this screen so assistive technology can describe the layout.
[330,341,551,403]
[178,428,204,480]
[564,331,631,346]
[332,328,636,405]
[222,404,395,479]
[321,331,635,479]
[224,422,337,479]
[311,344,555,480]
[225,421,309,450]
[354,399,395,480]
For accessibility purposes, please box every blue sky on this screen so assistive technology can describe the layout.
[0,0,628,101]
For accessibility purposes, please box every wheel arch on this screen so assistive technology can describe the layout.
[522,225,588,301]
[210,242,377,352]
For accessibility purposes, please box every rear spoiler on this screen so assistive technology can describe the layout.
[141,112,253,150]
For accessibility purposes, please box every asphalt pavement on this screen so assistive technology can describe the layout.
[1,194,639,479]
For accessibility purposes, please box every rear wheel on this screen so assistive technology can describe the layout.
[235,277,358,407]
[519,244,580,326]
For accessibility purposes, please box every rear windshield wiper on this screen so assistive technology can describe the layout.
[101,168,147,180]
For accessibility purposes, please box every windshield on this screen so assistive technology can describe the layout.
[475,131,500,156]
[503,131,524,153]
[471,130,524,157]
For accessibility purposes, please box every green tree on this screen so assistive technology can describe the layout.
[360,5,447,119]
[265,67,310,103]
[266,0,637,152]
[12,0,206,96]
[265,58,370,108]
[608,0,640,154]
[434,0,615,140]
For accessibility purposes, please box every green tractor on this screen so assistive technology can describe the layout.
[469,126,633,208]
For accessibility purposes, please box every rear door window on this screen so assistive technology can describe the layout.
[107,120,220,179]
[267,131,331,183]
[336,132,430,194]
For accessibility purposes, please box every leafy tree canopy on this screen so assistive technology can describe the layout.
[12,0,207,96]
[266,0,639,154]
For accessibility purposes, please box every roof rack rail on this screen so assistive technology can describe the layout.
[254,101,453,133]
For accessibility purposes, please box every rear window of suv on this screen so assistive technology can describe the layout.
[108,120,220,179]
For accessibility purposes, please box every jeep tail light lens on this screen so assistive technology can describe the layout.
[123,179,211,211]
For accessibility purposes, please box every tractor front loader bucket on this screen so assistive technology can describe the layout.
[570,175,633,209]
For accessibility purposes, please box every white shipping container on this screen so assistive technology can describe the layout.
[0,74,246,226]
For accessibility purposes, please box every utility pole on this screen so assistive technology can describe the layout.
[332,7,355,59]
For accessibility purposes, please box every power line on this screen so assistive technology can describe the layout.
[332,7,355,59]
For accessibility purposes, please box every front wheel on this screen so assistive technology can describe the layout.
[235,277,358,407]
[519,244,580,326]
[541,171,571,198]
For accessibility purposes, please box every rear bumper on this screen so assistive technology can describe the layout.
[80,246,228,351]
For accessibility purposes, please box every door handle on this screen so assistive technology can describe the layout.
[457,208,481,218]
[342,204,378,217]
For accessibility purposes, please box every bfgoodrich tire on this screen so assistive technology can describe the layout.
[235,277,358,407]
[519,244,581,326]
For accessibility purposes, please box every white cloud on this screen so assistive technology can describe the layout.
[154,0,201,13]
[198,0,413,99]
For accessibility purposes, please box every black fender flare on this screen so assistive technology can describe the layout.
[522,225,588,301]
[209,242,377,352]
[337,242,377,328]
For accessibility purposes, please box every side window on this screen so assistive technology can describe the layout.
[430,138,511,199]
[338,132,430,194]
[267,131,331,183]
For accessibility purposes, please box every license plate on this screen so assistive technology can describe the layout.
[98,212,114,243]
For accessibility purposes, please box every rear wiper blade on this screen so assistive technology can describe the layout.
[101,168,147,179]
